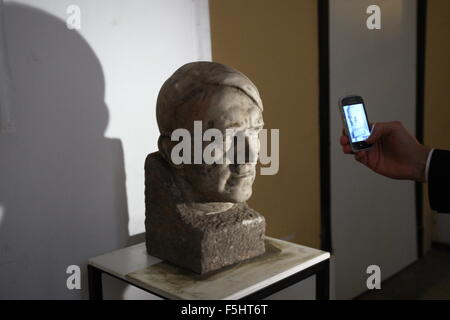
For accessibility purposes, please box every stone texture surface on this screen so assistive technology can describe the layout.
[145,152,265,274]
[145,62,267,274]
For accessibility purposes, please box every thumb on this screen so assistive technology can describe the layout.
[365,122,393,144]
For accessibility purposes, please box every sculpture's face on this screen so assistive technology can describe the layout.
[182,86,264,203]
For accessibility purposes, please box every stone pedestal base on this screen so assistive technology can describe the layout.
[146,204,265,274]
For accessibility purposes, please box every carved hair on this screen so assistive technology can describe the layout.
[156,61,262,136]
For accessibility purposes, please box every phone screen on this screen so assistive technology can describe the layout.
[343,103,371,143]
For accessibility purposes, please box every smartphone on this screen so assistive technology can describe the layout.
[339,95,373,152]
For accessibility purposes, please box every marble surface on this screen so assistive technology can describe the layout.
[89,237,330,300]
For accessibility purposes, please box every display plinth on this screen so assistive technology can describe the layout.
[88,236,330,300]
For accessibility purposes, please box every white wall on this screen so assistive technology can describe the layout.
[329,0,418,299]
[436,215,450,245]
[0,0,210,299]
[0,1,14,133]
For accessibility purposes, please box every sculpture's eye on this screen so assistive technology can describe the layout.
[223,129,238,141]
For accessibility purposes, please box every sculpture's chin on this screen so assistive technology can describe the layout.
[221,186,253,203]
[182,167,255,203]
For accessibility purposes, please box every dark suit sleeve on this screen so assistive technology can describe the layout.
[428,149,450,213]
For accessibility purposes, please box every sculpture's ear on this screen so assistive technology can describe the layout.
[158,135,184,170]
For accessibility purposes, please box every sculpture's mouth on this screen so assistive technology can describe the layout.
[230,164,255,177]
[230,171,253,179]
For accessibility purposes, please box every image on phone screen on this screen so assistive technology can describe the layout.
[343,103,371,143]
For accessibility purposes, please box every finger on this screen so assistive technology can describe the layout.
[365,122,386,144]
[366,121,403,144]
[340,134,349,146]
[342,144,353,154]
[355,151,370,166]
[354,151,366,162]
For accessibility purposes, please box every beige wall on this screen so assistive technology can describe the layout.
[209,0,321,247]
[423,0,450,250]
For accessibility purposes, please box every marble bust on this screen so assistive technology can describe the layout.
[145,61,266,274]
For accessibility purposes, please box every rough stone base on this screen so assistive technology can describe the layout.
[146,205,265,274]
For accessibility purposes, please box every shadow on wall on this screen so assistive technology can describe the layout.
[0,3,129,299]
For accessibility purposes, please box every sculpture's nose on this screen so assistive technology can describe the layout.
[232,135,251,164]
[246,135,259,164]
[229,132,259,166]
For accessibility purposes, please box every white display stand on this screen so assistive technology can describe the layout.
[88,237,330,300]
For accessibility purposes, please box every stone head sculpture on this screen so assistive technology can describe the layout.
[156,61,264,204]
[145,62,266,274]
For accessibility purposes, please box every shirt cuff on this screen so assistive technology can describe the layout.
[425,148,434,183]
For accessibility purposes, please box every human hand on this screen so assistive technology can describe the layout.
[340,121,431,182]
